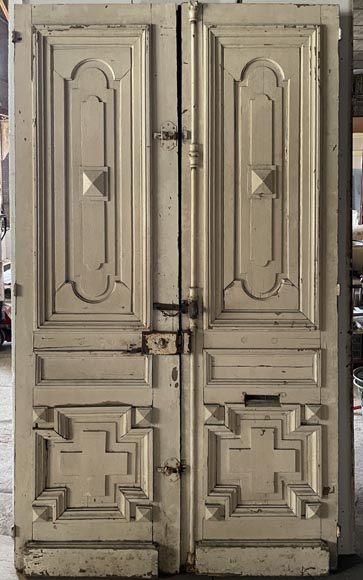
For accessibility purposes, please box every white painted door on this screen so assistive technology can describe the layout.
[14,4,180,577]
[14,2,340,578]
[181,3,340,577]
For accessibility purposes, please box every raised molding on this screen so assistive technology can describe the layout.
[35,25,150,327]
[33,488,68,523]
[205,25,320,328]
[205,404,322,519]
[33,406,153,524]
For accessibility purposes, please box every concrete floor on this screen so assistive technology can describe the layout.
[354,395,363,557]
[0,343,13,538]
[1,344,363,579]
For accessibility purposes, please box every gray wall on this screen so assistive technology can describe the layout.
[0,15,8,116]
[355,0,363,70]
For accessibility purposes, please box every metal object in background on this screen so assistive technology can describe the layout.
[353,284,363,308]
[0,213,6,240]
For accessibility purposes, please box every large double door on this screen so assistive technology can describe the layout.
[14,2,340,577]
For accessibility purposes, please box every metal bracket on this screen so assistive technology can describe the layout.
[12,31,22,43]
[153,121,189,151]
[142,330,191,355]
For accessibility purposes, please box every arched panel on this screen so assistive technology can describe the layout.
[206,25,320,327]
[37,27,150,326]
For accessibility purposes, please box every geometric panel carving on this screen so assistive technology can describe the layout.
[35,26,150,326]
[82,167,107,198]
[206,25,320,327]
[249,165,276,197]
[304,404,322,423]
[33,406,153,522]
[204,404,322,519]
[204,404,225,425]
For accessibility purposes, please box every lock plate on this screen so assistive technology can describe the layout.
[142,331,190,355]
[153,121,189,151]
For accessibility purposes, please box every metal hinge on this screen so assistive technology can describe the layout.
[337,523,341,538]
[153,121,189,151]
[142,330,191,355]
[12,282,19,297]
[339,27,342,41]
[11,525,18,538]
[12,31,22,43]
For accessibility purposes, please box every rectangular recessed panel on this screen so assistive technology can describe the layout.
[36,353,151,387]
[205,350,320,388]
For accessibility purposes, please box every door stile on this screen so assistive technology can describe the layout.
[13,4,33,570]
[186,1,199,571]
[318,6,340,563]
[150,4,181,574]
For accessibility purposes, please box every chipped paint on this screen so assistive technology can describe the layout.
[23,544,158,578]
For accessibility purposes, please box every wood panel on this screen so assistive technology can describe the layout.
[206,25,320,328]
[36,25,150,327]
[32,406,153,541]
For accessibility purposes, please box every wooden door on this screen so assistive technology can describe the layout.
[181,3,340,576]
[14,4,180,577]
[14,2,341,577]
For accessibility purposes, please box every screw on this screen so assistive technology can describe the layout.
[158,338,167,348]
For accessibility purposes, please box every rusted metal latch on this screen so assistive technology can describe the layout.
[157,458,186,481]
[153,121,189,151]
[142,330,191,355]
[154,298,198,320]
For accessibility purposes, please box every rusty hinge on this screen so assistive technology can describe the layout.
[12,31,22,43]
[153,121,189,151]
[142,330,191,355]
